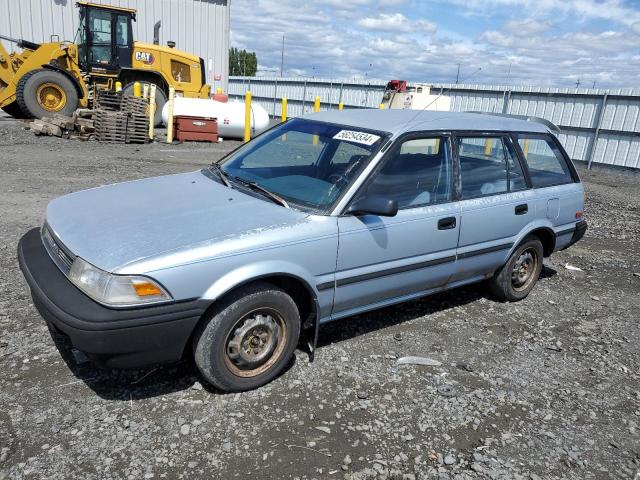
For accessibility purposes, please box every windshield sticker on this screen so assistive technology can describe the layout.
[333,130,380,146]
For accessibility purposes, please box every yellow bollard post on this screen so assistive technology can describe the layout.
[148,84,156,141]
[484,138,493,156]
[244,91,252,142]
[115,81,122,92]
[523,139,530,158]
[133,81,142,97]
[379,103,385,109]
[166,87,175,144]
[338,102,344,111]
[281,97,288,122]
[216,87,223,94]
[314,96,320,112]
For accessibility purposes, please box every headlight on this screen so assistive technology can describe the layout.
[68,257,171,307]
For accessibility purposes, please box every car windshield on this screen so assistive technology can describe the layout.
[218,118,386,212]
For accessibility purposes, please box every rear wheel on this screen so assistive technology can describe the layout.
[122,81,166,127]
[489,236,543,301]
[1,101,27,119]
[16,69,79,119]
[193,282,300,392]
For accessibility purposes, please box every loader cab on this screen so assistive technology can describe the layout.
[75,2,135,74]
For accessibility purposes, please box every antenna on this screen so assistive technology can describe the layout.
[280,34,285,77]
[399,67,482,131]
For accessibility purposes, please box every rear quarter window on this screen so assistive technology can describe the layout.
[517,135,573,188]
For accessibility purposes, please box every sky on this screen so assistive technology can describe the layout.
[229,0,640,88]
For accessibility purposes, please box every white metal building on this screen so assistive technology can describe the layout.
[0,0,230,90]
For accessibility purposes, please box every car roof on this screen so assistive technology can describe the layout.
[307,109,551,136]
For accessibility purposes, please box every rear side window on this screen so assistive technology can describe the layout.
[457,136,514,199]
[517,135,573,188]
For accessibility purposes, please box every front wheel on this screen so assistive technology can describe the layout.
[489,237,543,301]
[193,282,300,392]
[16,69,79,118]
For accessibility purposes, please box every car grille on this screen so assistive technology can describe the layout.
[42,224,75,275]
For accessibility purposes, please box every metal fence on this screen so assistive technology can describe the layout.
[228,76,640,169]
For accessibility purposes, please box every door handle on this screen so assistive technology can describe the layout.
[515,204,528,215]
[438,217,456,230]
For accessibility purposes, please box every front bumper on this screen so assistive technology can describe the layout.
[17,228,207,369]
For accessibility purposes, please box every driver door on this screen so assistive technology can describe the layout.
[333,135,460,318]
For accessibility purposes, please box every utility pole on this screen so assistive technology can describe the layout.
[575,79,581,88]
[280,34,285,77]
[592,80,596,89]
[455,64,460,84]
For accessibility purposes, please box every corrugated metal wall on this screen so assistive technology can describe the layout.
[228,76,640,169]
[0,0,229,90]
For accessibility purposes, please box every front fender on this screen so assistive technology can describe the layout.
[202,260,320,302]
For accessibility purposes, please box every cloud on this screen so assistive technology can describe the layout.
[229,0,640,88]
[357,13,436,33]
[505,19,552,36]
[444,0,640,25]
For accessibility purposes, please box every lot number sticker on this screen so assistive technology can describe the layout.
[333,130,380,146]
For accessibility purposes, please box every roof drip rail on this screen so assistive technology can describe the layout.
[465,111,561,134]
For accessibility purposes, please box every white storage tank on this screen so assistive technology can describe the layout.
[162,98,270,139]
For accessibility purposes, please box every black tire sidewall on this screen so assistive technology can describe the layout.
[492,238,544,301]
[122,82,166,126]
[193,283,300,392]
[18,70,79,118]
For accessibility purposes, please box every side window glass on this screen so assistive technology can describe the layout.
[517,136,573,188]
[115,15,129,47]
[458,137,507,199]
[505,142,527,191]
[362,137,451,209]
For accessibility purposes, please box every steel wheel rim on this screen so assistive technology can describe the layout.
[224,307,288,378]
[511,247,539,291]
[37,83,67,112]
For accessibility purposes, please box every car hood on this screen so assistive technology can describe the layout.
[45,170,308,272]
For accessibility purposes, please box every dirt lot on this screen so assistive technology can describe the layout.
[1,112,639,480]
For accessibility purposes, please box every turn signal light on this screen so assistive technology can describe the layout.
[133,281,164,297]
[575,211,584,219]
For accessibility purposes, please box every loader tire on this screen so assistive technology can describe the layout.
[122,82,166,127]
[16,69,79,119]
[1,101,27,119]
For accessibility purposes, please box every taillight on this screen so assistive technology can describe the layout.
[575,211,583,219]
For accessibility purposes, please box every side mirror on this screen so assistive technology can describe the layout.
[346,195,398,217]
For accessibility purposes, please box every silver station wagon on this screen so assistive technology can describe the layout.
[18,110,587,391]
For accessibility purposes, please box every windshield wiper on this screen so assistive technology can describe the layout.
[210,163,232,188]
[231,176,290,209]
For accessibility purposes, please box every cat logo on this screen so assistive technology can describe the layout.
[135,51,155,65]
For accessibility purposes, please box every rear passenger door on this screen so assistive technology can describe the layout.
[451,135,534,283]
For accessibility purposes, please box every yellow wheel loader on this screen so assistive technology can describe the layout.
[0,1,211,125]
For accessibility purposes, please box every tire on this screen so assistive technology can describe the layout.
[193,282,301,392]
[16,69,79,119]
[1,101,27,119]
[122,82,167,127]
[489,236,544,302]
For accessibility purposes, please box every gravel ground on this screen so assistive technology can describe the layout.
[0,113,639,480]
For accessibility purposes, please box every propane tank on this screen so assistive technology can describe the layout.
[162,97,270,139]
